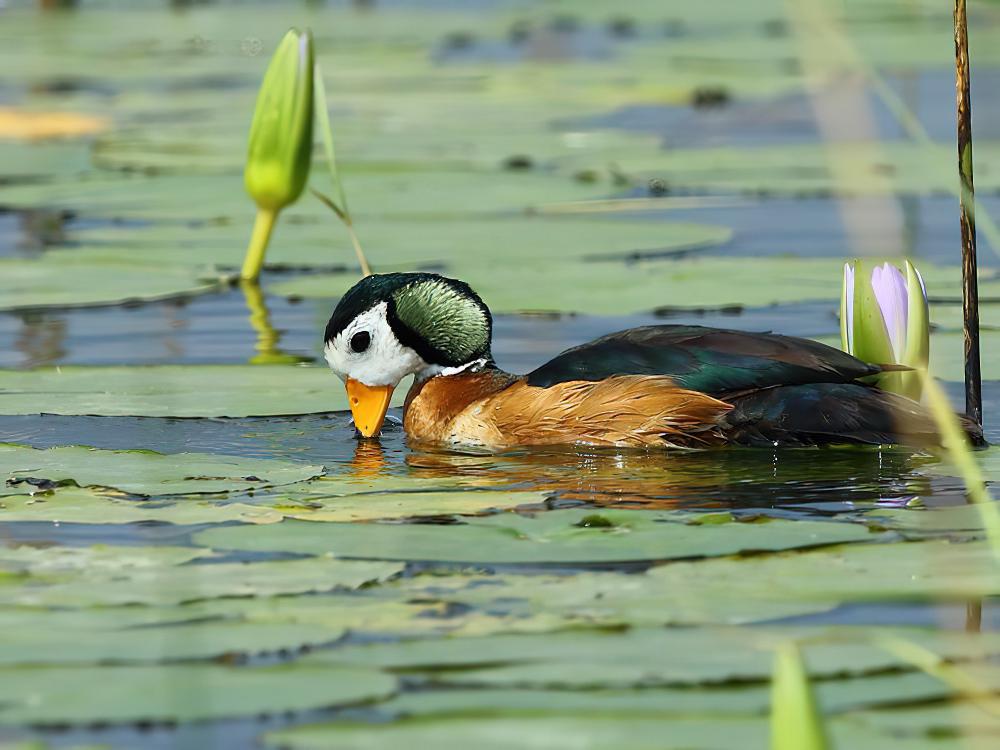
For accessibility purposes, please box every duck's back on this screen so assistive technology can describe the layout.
[521,325,958,448]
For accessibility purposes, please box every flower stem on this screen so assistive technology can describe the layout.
[241,207,278,282]
[344,217,372,277]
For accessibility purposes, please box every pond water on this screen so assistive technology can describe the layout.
[2,1,1000,748]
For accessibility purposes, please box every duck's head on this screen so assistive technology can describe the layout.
[324,272,493,438]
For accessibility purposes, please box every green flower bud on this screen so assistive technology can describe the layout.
[244,28,314,211]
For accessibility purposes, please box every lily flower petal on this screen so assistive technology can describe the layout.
[870,262,909,361]
[900,259,930,400]
[850,259,896,368]
[841,261,856,353]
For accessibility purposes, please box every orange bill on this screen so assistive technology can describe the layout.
[346,379,394,438]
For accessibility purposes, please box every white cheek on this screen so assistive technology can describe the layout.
[324,303,428,387]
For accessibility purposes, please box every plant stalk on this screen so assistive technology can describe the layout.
[954,0,983,425]
[966,600,983,633]
[344,218,372,277]
[241,207,278,282]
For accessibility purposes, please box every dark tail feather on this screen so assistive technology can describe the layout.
[722,383,985,448]
[961,413,987,447]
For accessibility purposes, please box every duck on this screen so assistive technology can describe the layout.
[323,272,980,449]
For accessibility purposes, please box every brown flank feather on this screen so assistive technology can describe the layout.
[404,372,732,449]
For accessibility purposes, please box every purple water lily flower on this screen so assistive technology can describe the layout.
[841,259,930,400]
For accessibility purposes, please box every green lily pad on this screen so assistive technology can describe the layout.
[841,698,1000,739]
[310,625,1000,687]
[0,544,210,575]
[272,490,549,523]
[93,125,663,175]
[0,552,402,607]
[380,669,958,720]
[0,444,323,496]
[0,141,95,181]
[68,215,731,272]
[265,709,993,750]
[0,610,342,666]
[0,365,354,417]
[268,715,770,750]
[0,255,224,312]
[0,169,626,224]
[0,487,284,525]
[639,538,1000,603]
[271,256,1000,316]
[195,508,875,565]
[0,663,394,725]
[577,141,1000,196]
[381,566,836,628]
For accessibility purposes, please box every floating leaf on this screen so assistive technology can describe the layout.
[0,610,342,666]
[0,553,402,608]
[309,626,1000,688]
[68,215,731,272]
[0,486,284,525]
[270,257,1000,316]
[0,365,357,417]
[196,508,875,565]
[0,444,322,496]
[0,663,394,725]
[0,255,223,312]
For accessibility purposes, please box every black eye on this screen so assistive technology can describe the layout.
[350,331,371,353]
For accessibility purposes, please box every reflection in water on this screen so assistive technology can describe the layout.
[399,442,944,512]
[1,412,960,515]
[241,281,309,365]
[14,312,66,368]
[967,600,983,633]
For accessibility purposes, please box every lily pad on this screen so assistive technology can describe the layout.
[0,365,355,417]
[380,670,958,720]
[310,625,1000,687]
[268,716,770,750]
[0,663,395,725]
[0,486,284,525]
[272,490,549,523]
[638,538,1000,603]
[265,710,991,750]
[195,508,876,565]
[0,169,626,223]
[0,444,323,496]
[0,612,342,666]
[270,256,1000,316]
[0,551,402,607]
[381,566,836,628]
[0,544,210,576]
[0,255,224,312]
[67,215,731,272]
[580,141,1000,196]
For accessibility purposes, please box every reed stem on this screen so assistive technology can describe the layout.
[954,0,983,425]
[344,218,372,277]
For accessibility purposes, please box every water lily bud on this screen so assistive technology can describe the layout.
[840,259,931,400]
[244,28,314,211]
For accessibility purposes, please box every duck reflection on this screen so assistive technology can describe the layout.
[346,436,941,513]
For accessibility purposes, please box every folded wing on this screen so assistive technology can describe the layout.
[526,325,880,396]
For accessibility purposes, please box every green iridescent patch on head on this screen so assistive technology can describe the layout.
[391,277,492,367]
